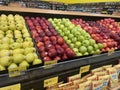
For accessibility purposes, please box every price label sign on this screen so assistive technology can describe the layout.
[80,65,90,74]
[8,67,26,77]
[108,49,115,56]
[0,83,21,90]
[44,60,57,69]
[44,76,58,87]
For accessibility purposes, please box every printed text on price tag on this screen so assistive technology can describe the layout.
[44,76,58,87]
[80,65,90,74]
[0,83,20,90]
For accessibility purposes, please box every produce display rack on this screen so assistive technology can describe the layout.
[0,6,120,90]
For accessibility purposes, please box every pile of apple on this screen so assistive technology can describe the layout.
[97,18,120,49]
[71,18,117,52]
[48,18,103,56]
[25,17,75,61]
[0,14,42,71]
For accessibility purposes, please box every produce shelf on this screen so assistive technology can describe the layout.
[0,6,120,18]
[0,6,120,90]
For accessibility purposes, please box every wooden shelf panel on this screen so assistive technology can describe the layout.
[0,6,120,18]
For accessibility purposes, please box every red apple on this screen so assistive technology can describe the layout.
[43,56,51,61]
[41,51,48,58]
[62,53,68,60]
[37,42,44,47]
[43,36,49,42]
[66,48,75,58]
[62,43,68,49]
[38,46,45,52]
[54,56,61,61]
[48,49,57,58]
[57,37,64,45]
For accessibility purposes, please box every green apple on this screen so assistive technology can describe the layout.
[90,51,95,54]
[0,56,11,67]
[0,34,4,39]
[98,43,103,49]
[16,38,23,43]
[8,14,14,18]
[71,37,77,43]
[73,48,79,54]
[19,60,29,68]
[10,43,22,49]
[24,37,32,42]
[75,42,81,48]
[1,44,9,50]
[13,49,24,54]
[79,46,87,54]
[84,52,89,56]
[69,24,75,30]
[74,31,81,37]
[8,63,18,69]
[0,30,4,35]
[68,34,74,39]
[84,34,91,39]
[0,40,2,44]
[48,18,52,22]
[26,53,35,63]
[55,26,59,31]
[0,25,8,32]
[16,23,23,30]
[1,37,10,44]
[0,50,11,57]
[9,24,16,30]
[33,53,38,59]
[33,59,42,65]
[78,36,84,42]
[6,30,13,34]
[6,34,13,38]
[94,44,98,50]
[0,18,7,21]
[65,30,70,35]
[89,39,96,46]
[0,65,5,71]
[94,49,101,55]
[76,53,83,56]
[24,47,35,55]
[59,25,64,29]
[0,21,8,25]
[23,33,30,37]
[70,43,74,48]
[13,54,24,64]
[60,32,64,36]
[80,30,87,35]
[58,30,62,34]
[87,46,94,53]
[82,40,90,46]
[14,30,21,34]
[9,39,14,44]
[63,36,68,41]
[15,34,22,38]
[22,41,33,48]
[1,14,7,18]
[66,40,71,44]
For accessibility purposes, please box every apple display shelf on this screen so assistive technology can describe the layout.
[0,6,120,90]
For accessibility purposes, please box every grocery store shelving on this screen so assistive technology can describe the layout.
[0,6,120,90]
[0,6,120,18]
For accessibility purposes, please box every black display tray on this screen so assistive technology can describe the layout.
[0,50,120,88]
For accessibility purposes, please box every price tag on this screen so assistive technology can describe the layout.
[0,83,21,90]
[80,65,90,74]
[108,49,115,56]
[8,67,26,77]
[44,60,57,69]
[44,76,58,87]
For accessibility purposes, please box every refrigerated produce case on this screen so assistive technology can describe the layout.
[0,6,120,90]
